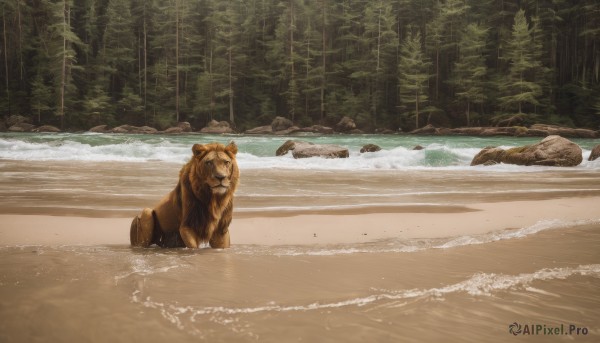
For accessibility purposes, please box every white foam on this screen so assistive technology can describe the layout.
[435,219,600,249]
[131,264,600,327]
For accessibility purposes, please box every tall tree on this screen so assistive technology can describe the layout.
[499,9,542,115]
[49,0,84,128]
[398,29,431,129]
[451,23,488,126]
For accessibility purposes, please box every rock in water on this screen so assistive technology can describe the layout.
[360,144,381,153]
[589,145,600,161]
[471,135,583,167]
[276,140,349,159]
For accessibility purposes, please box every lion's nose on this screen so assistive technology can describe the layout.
[215,174,226,181]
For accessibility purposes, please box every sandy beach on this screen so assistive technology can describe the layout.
[1,150,600,342]
[1,196,599,246]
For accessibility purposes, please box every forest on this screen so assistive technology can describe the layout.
[1,0,599,132]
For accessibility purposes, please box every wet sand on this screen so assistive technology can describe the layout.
[1,159,600,342]
[1,196,599,246]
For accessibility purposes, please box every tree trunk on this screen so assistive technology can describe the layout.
[175,0,180,122]
[2,8,9,114]
[320,0,326,124]
[289,0,295,122]
[60,0,67,129]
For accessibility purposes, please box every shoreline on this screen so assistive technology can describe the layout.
[1,196,598,246]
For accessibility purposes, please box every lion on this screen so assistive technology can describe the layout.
[130,142,239,249]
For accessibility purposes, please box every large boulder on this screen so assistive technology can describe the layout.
[589,145,600,161]
[271,116,294,132]
[245,125,273,135]
[335,116,356,132]
[7,115,30,127]
[471,135,583,167]
[8,122,36,132]
[177,121,193,132]
[199,120,233,134]
[276,140,349,159]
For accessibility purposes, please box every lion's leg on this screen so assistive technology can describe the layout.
[209,229,230,249]
[130,208,155,247]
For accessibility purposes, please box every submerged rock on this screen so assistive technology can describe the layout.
[471,135,583,167]
[360,144,381,153]
[276,140,349,159]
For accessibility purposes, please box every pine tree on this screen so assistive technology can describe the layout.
[103,0,135,103]
[30,74,53,124]
[499,9,542,115]
[48,0,84,129]
[451,23,488,126]
[398,30,431,129]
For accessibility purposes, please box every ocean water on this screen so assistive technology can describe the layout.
[1,131,599,170]
[1,132,600,342]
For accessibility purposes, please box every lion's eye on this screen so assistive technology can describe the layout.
[225,160,231,166]
[205,160,213,166]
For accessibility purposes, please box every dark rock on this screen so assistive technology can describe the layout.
[335,116,356,132]
[7,115,31,127]
[88,125,109,133]
[0,120,6,132]
[8,122,36,132]
[471,135,583,167]
[177,121,193,132]
[271,116,294,132]
[35,125,61,133]
[589,145,600,161]
[360,144,381,153]
[200,120,233,134]
[348,129,364,134]
[412,145,425,151]
[245,125,273,135]
[276,140,349,159]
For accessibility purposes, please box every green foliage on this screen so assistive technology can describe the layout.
[1,0,599,130]
[398,29,431,129]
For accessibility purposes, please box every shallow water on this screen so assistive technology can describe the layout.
[1,133,600,341]
[1,224,599,342]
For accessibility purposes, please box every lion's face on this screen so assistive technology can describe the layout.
[192,142,239,196]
